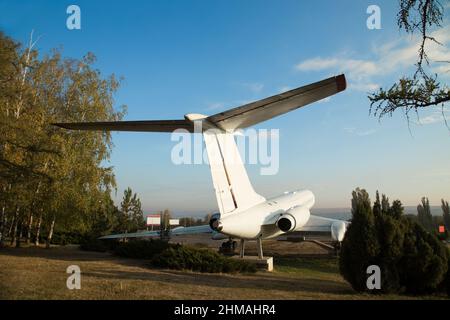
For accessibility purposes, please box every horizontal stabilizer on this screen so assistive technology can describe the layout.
[207,74,346,131]
[53,120,194,132]
[53,75,346,133]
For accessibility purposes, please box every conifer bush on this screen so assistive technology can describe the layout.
[339,188,449,295]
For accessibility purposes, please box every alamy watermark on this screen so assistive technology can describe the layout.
[66,265,81,290]
[170,121,280,175]
[66,5,81,30]
[366,5,381,30]
[366,265,381,290]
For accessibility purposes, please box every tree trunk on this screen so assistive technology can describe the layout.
[46,215,55,249]
[26,212,33,245]
[34,210,43,246]
[0,205,5,247]
[27,176,45,246]
[9,206,20,246]
[7,214,15,237]
[16,222,23,248]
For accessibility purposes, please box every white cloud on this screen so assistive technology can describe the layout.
[432,64,450,74]
[415,107,450,125]
[317,97,332,104]
[420,113,445,124]
[296,58,377,79]
[239,82,264,93]
[278,86,291,93]
[204,99,257,112]
[344,127,376,136]
[357,129,376,136]
[343,127,356,134]
[205,102,225,111]
[295,24,450,91]
[350,82,380,92]
[295,56,380,91]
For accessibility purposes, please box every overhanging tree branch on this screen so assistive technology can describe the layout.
[370,0,449,128]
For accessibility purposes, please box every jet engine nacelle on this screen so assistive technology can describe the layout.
[209,212,221,231]
[331,220,347,242]
[276,206,310,232]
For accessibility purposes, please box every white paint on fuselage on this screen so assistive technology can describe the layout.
[218,190,315,240]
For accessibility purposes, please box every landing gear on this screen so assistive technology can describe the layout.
[256,237,263,259]
[220,237,265,259]
[333,241,342,256]
[239,239,245,258]
[239,237,263,259]
[219,239,237,255]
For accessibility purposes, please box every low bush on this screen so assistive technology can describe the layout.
[79,235,118,252]
[51,231,84,245]
[81,238,256,274]
[446,257,450,296]
[151,245,257,273]
[112,239,171,259]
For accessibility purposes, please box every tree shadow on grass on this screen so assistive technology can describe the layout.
[81,267,353,296]
[0,246,121,262]
[274,257,339,274]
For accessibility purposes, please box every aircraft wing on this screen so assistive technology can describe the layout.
[98,224,213,240]
[207,74,346,131]
[53,120,194,132]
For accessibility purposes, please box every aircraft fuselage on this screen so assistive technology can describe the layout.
[216,190,314,240]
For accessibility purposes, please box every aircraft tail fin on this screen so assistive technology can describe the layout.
[203,131,265,216]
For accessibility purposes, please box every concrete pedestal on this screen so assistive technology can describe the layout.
[231,256,273,272]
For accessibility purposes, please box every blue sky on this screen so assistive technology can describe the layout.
[1,0,449,215]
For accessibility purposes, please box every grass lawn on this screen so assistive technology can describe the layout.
[0,245,447,300]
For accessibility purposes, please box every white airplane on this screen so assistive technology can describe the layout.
[55,74,349,259]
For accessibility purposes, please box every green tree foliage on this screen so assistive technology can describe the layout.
[442,199,450,231]
[179,216,207,227]
[369,0,449,128]
[116,187,144,233]
[0,30,126,247]
[162,209,171,231]
[373,191,382,218]
[417,197,434,232]
[400,219,448,294]
[389,199,404,219]
[340,188,449,295]
[339,188,380,292]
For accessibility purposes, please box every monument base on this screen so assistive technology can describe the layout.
[231,256,274,272]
